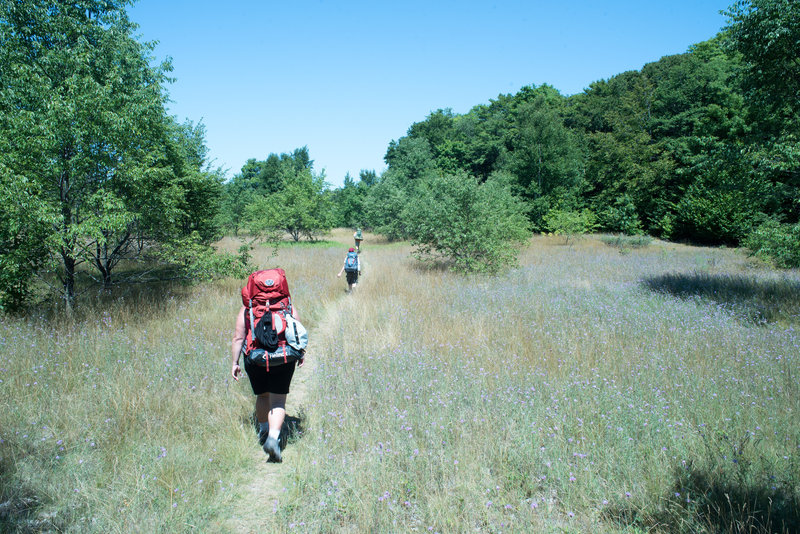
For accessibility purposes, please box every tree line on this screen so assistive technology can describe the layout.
[220,0,798,271]
[1,0,797,312]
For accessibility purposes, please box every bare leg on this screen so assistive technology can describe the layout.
[267,393,287,433]
[257,392,287,462]
[255,393,287,431]
[255,393,270,425]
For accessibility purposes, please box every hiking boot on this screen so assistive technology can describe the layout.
[258,428,268,447]
[263,436,282,463]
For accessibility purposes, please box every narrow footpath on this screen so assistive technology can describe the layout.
[224,296,343,533]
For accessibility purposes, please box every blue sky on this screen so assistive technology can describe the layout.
[128,0,732,188]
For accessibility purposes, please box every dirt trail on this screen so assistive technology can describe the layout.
[224,297,342,533]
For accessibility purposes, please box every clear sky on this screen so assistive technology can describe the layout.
[128,0,732,188]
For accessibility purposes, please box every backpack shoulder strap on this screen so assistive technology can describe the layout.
[248,298,256,332]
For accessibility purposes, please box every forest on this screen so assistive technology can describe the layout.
[1,0,798,313]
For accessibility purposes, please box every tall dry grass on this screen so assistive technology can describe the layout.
[0,234,348,532]
[2,231,798,532]
[268,235,800,533]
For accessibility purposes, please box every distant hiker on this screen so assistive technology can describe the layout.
[337,247,361,292]
[231,269,307,463]
[353,228,363,252]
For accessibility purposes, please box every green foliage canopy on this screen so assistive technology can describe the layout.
[240,153,332,242]
[543,208,599,245]
[725,0,800,124]
[404,173,531,273]
[328,170,374,229]
[362,171,411,241]
[376,13,796,262]
[0,0,224,311]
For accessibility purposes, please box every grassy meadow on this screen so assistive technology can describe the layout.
[1,229,799,532]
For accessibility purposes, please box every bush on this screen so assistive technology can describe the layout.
[600,194,643,235]
[673,164,768,245]
[362,172,413,241]
[542,208,598,244]
[744,219,800,268]
[155,232,253,281]
[600,234,653,250]
[404,173,531,273]
[0,170,54,313]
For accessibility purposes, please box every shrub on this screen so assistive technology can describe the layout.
[744,219,800,268]
[362,172,413,241]
[600,234,653,250]
[542,208,598,244]
[155,232,253,281]
[404,173,531,273]
[600,194,644,235]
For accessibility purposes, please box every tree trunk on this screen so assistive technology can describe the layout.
[62,253,75,314]
[95,241,113,292]
[59,147,76,314]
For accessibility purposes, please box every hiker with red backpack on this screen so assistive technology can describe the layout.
[231,268,308,462]
[337,247,361,292]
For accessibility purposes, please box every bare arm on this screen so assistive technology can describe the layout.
[231,306,245,380]
[293,306,305,368]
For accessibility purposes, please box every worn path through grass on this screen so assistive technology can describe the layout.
[223,285,353,532]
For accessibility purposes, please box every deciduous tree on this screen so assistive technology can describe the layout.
[404,173,531,273]
[0,0,223,311]
[245,167,331,242]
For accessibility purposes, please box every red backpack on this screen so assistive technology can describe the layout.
[241,269,303,369]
